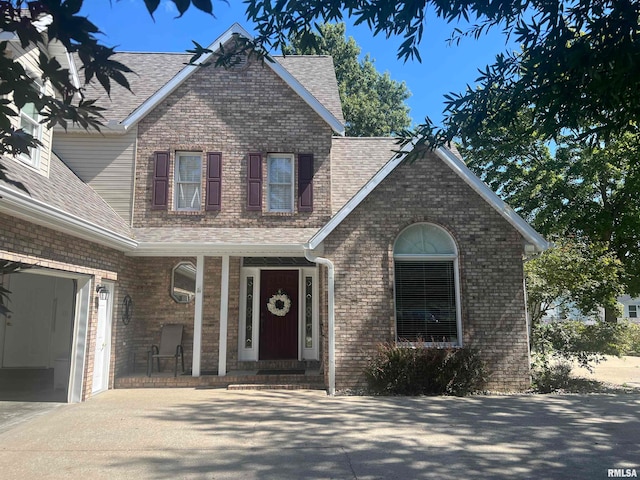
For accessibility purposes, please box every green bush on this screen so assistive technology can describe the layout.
[533,320,630,371]
[620,322,640,356]
[364,343,488,396]
[531,360,573,393]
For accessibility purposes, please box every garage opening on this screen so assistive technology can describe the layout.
[0,269,89,402]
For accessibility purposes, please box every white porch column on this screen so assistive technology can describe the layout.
[192,255,205,377]
[218,255,230,376]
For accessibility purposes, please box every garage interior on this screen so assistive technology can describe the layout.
[0,271,75,402]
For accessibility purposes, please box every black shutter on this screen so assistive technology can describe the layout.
[298,153,314,212]
[151,151,169,210]
[205,152,222,211]
[247,153,262,211]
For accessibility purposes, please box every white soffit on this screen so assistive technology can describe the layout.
[307,142,549,252]
[121,23,345,135]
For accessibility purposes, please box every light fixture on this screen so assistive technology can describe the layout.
[96,284,109,301]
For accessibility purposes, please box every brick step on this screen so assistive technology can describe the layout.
[227,383,326,391]
[237,360,321,371]
[116,371,325,389]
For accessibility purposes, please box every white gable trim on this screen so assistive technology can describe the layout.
[307,142,549,252]
[121,23,345,135]
[434,147,549,252]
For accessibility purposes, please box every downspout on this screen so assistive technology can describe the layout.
[304,247,335,395]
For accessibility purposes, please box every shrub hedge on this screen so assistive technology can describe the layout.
[364,343,488,396]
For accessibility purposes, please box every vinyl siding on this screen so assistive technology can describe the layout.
[8,42,53,177]
[52,128,137,223]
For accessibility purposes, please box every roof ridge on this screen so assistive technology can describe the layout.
[275,54,333,58]
[113,51,191,55]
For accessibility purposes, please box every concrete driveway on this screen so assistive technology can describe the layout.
[0,389,638,479]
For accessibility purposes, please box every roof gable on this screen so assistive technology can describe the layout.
[311,139,549,252]
[116,24,344,134]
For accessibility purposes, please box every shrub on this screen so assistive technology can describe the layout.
[364,343,488,396]
[531,360,573,393]
[619,322,640,356]
[533,320,629,372]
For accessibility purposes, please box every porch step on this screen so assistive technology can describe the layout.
[237,360,321,371]
[227,383,326,391]
[116,370,326,390]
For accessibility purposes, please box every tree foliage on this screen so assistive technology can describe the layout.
[464,124,640,305]
[525,240,623,326]
[0,0,133,185]
[4,0,639,162]
[236,0,640,147]
[283,23,411,137]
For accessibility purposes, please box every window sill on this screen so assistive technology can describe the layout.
[169,210,204,216]
[262,211,296,217]
[395,341,461,349]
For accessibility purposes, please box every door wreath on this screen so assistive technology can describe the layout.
[267,289,291,317]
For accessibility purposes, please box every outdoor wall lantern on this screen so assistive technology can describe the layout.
[96,284,110,301]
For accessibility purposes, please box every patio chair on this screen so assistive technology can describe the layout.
[147,324,185,377]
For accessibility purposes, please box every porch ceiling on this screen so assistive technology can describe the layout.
[129,227,320,257]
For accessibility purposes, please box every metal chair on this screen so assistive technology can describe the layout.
[147,324,185,377]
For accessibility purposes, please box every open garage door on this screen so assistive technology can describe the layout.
[0,270,91,402]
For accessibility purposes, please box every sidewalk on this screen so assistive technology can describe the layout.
[0,388,638,479]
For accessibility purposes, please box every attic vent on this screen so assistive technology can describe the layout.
[227,53,249,71]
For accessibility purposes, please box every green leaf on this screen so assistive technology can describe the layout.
[192,0,214,15]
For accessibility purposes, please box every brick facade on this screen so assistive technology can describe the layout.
[0,212,137,400]
[134,56,334,228]
[1,36,537,399]
[323,150,531,392]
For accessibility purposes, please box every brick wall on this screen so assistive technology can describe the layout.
[132,256,241,374]
[0,213,137,400]
[323,150,532,392]
[134,56,334,228]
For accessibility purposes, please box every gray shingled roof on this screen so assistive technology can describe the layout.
[81,52,191,123]
[79,52,344,125]
[274,55,344,124]
[0,154,132,238]
[330,137,401,214]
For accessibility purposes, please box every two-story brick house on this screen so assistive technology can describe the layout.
[0,24,548,402]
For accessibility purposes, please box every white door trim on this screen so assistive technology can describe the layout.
[238,266,319,362]
[91,279,114,395]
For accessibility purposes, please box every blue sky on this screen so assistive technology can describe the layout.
[79,1,513,126]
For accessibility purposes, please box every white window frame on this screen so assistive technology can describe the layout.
[393,223,463,347]
[629,305,638,318]
[18,79,45,167]
[266,153,295,213]
[174,152,202,211]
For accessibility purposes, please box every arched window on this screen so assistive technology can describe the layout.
[394,224,461,344]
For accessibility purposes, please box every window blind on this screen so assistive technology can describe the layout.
[395,260,457,342]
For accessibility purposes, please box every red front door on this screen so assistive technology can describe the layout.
[259,270,299,360]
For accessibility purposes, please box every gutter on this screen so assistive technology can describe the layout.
[0,185,137,252]
[304,246,336,396]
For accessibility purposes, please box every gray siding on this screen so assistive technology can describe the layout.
[52,128,137,223]
[8,42,53,177]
